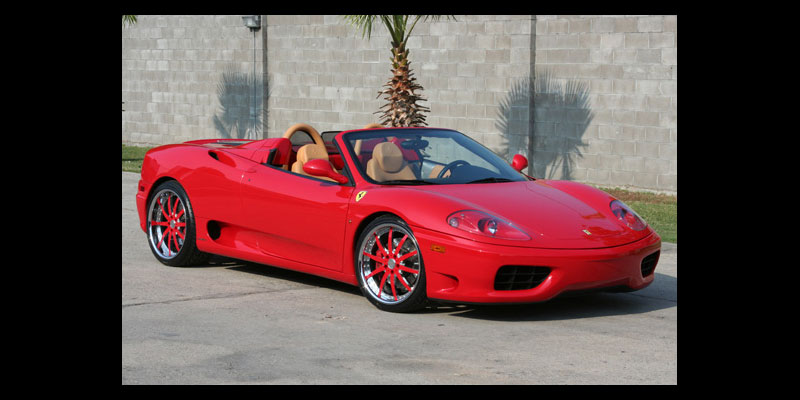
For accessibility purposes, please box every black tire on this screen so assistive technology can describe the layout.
[146,180,209,267]
[355,215,427,312]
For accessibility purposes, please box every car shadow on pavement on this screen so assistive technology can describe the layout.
[204,255,363,297]
[200,256,675,321]
[429,272,677,322]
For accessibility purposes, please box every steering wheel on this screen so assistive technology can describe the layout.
[282,123,326,154]
[438,160,471,179]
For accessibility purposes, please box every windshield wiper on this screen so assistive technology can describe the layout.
[465,177,515,184]
[380,179,437,185]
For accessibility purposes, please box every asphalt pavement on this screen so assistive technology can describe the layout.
[122,171,677,384]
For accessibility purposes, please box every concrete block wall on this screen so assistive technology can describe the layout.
[122,15,265,145]
[418,16,534,161]
[532,15,676,192]
[266,15,382,136]
[122,15,676,193]
[266,14,533,161]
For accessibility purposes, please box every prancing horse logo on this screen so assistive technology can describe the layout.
[356,191,367,202]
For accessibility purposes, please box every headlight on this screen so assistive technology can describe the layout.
[610,200,647,231]
[446,210,530,240]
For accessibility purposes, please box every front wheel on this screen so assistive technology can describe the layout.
[355,216,427,312]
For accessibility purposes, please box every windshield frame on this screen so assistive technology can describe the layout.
[341,127,529,186]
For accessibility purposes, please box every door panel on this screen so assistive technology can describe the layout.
[240,165,353,271]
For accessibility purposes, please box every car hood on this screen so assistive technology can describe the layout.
[411,180,651,249]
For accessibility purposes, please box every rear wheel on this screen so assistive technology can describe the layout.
[355,216,427,312]
[146,180,209,267]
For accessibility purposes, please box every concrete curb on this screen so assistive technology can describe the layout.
[660,241,677,253]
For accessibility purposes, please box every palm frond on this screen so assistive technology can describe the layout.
[342,15,377,39]
[344,15,456,43]
[381,15,403,44]
[122,15,137,27]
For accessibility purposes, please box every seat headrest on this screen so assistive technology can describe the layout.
[373,142,405,173]
[296,144,329,164]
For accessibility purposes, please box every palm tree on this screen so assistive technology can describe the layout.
[343,15,454,127]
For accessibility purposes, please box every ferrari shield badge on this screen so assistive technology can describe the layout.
[356,191,367,202]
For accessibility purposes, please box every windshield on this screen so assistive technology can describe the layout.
[343,128,529,185]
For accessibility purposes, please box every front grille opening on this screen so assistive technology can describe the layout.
[494,266,551,291]
[641,251,660,277]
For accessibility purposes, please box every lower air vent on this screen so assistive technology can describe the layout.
[641,251,660,277]
[207,220,221,240]
[494,266,551,291]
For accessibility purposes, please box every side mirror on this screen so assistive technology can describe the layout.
[303,159,349,184]
[511,154,528,172]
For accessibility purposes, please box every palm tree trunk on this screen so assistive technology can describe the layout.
[375,41,429,127]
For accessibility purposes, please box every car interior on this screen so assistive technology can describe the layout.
[259,122,453,184]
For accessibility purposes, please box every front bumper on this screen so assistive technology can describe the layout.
[411,225,661,304]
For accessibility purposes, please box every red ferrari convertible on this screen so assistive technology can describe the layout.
[136,123,661,312]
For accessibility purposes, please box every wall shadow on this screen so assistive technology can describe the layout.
[494,77,531,162]
[213,67,269,140]
[496,70,594,180]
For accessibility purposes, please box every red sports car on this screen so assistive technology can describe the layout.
[136,123,661,312]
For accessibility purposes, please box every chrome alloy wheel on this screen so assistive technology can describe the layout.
[147,188,187,260]
[358,223,422,305]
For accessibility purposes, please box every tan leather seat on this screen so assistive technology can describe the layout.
[292,144,336,182]
[428,164,445,179]
[366,142,416,182]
